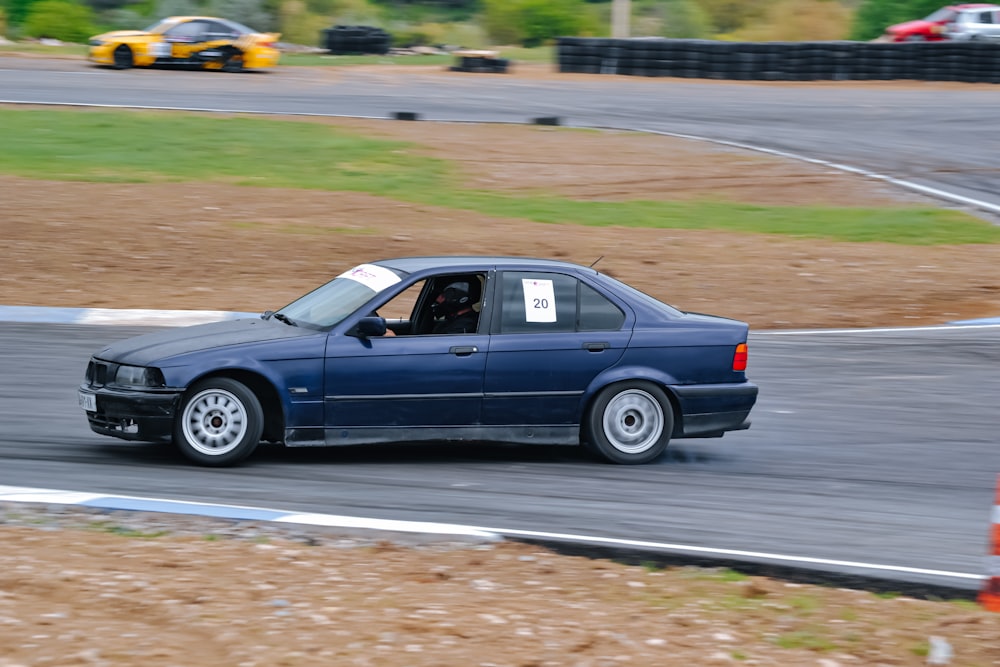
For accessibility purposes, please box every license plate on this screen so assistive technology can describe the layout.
[78,390,96,412]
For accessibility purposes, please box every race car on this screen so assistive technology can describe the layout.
[79,256,758,467]
[88,16,280,72]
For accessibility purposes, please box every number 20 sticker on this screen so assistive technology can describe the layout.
[522,278,556,323]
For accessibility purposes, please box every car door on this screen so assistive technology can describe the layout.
[987,10,1000,40]
[161,19,211,61]
[322,278,489,441]
[482,270,631,426]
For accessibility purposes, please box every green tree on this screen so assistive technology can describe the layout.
[207,0,275,31]
[850,0,946,40]
[633,0,711,38]
[483,0,594,46]
[6,0,40,25]
[23,0,95,39]
[727,0,852,41]
[697,0,767,34]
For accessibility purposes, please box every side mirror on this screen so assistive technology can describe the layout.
[354,316,387,338]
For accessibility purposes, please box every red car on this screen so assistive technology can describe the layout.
[882,3,1000,41]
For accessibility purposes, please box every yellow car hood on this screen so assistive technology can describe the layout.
[91,30,153,41]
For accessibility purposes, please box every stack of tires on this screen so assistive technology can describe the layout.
[321,25,391,55]
[555,37,1000,84]
[449,55,509,73]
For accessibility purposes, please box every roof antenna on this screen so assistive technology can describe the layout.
[589,255,604,268]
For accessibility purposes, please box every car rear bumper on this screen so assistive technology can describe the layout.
[81,384,181,443]
[671,382,758,438]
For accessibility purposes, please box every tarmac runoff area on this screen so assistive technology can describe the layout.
[0,303,996,597]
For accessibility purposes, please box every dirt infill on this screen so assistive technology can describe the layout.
[3,118,1000,329]
[2,505,998,667]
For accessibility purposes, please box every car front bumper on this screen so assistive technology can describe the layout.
[80,384,181,443]
[88,43,116,65]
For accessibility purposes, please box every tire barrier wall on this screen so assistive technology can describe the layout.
[321,25,392,55]
[556,38,1000,83]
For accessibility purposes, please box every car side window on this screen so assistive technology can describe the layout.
[164,21,207,41]
[578,282,625,331]
[498,272,577,334]
[204,21,234,38]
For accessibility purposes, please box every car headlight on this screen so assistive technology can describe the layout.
[113,364,166,388]
[89,39,105,46]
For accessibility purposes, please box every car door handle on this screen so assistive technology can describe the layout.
[583,342,609,351]
[449,346,478,356]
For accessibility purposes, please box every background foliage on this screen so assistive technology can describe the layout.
[0,0,934,47]
[850,0,948,40]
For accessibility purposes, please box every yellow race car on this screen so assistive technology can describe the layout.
[89,16,280,72]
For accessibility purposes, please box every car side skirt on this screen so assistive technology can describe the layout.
[284,425,581,447]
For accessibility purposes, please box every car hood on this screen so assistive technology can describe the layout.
[91,30,152,40]
[888,19,935,32]
[94,317,318,366]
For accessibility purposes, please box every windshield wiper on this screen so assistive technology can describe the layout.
[272,313,298,327]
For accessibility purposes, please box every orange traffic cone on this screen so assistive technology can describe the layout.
[978,474,1000,612]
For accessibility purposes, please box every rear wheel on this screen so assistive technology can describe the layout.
[221,48,244,72]
[112,45,133,69]
[585,381,673,464]
[174,377,263,467]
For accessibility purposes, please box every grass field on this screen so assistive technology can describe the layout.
[2,107,995,245]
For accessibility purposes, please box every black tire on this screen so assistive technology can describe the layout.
[221,48,244,72]
[585,381,674,464]
[173,377,264,467]
[112,45,133,70]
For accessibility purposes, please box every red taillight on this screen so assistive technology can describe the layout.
[733,343,748,372]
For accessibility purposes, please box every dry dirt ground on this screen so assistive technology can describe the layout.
[3,112,1000,329]
[2,67,1000,666]
[2,504,999,667]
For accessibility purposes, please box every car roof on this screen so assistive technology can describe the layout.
[374,256,600,275]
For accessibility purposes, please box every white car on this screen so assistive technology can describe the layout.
[944,4,1000,40]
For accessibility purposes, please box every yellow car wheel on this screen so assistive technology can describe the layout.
[112,45,133,70]
[220,48,244,73]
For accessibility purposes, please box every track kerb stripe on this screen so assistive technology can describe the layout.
[979,475,1000,612]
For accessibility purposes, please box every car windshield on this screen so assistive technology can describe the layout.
[924,8,958,21]
[274,263,405,329]
[144,18,181,33]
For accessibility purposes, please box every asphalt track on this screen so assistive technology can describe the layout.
[1,58,999,593]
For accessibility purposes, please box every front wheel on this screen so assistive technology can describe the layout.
[585,381,673,464]
[112,45,133,69]
[174,377,263,467]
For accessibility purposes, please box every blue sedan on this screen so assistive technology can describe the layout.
[79,256,758,466]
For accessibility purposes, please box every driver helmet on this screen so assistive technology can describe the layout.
[431,280,473,319]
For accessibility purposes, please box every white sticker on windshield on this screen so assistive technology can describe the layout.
[522,278,556,323]
[338,264,401,293]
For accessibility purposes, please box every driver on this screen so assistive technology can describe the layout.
[431,279,479,334]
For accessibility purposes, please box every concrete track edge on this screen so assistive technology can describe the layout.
[0,485,983,599]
